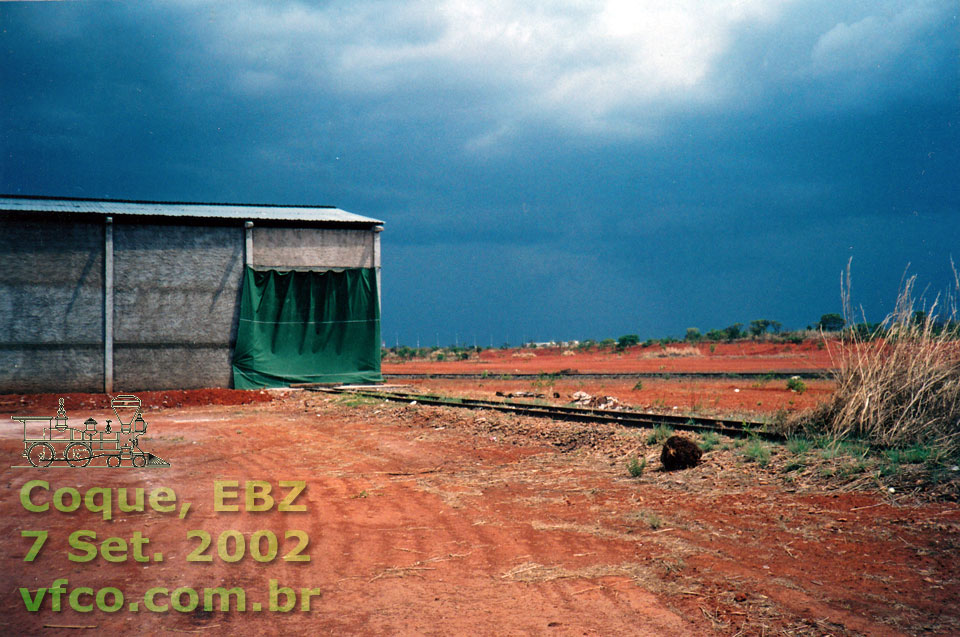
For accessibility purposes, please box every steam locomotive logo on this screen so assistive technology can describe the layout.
[14,395,170,469]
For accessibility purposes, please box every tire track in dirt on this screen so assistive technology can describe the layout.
[3,396,957,635]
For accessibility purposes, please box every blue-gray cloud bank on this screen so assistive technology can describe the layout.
[2,1,957,345]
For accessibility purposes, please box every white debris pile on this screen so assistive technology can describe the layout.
[496,391,545,399]
[570,391,624,411]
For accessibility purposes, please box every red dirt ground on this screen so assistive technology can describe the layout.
[384,341,837,418]
[1,390,957,635]
[0,388,276,412]
[382,341,838,375]
[401,377,834,416]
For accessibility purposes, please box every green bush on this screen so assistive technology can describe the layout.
[617,334,640,349]
[749,319,772,337]
[817,313,845,331]
[786,377,806,393]
[723,323,743,340]
[627,456,647,478]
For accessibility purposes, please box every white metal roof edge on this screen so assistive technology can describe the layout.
[0,196,384,226]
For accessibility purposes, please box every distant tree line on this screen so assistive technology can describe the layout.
[381,312,960,358]
[382,345,482,361]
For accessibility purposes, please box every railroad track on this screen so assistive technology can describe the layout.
[383,371,830,380]
[307,386,785,441]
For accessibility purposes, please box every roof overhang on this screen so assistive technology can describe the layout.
[0,195,384,228]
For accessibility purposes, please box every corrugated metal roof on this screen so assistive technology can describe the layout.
[0,195,384,226]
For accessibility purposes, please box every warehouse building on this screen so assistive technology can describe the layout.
[0,195,384,393]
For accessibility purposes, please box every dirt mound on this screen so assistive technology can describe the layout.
[660,435,702,470]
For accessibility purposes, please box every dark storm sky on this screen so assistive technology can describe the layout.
[2,1,958,346]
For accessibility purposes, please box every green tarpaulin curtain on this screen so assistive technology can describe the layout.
[232,267,382,388]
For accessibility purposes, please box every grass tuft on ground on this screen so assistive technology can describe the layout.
[786,262,960,488]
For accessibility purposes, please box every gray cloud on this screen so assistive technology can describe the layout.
[1,0,957,343]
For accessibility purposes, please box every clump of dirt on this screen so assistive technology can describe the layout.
[660,435,702,471]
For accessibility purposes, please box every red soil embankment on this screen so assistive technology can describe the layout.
[383,340,837,375]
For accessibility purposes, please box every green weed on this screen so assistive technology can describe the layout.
[647,424,674,445]
[337,395,380,408]
[885,444,934,465]
[742,438,771,467]
[699,431,720,453]
[782,459,805,473]
[786,437,811,455]
[640,510,662,530]
[838,461,868,477]
[786,377,807,393]
[532,372,561,389]
[751,374,775,388]
[627,457,647,478]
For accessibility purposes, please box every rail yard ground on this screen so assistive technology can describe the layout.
[1,342,958,636]
[383,340,837,418]
[381,340,838,375]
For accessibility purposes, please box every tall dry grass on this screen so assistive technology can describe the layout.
[814,262,960,456]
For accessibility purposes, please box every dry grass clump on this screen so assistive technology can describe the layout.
[813,263,960,457]
[641,345,702,359]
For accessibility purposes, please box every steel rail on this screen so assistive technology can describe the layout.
[309,386,785,441]
[383,371,830,380]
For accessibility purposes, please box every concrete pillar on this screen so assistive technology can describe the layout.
[373,226,382,312]
[104,216,114,394]
[244,221,254,267]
